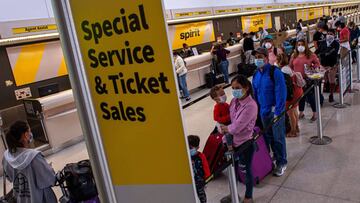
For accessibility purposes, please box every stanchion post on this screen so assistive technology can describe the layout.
[220,152,240,203]
[228,153,240,203]
[310,80,332,145]
[355,46,360,83]
[333,55,350,108]
[348,51,359,92]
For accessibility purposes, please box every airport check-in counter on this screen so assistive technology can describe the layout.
[184,44,242,91]
[23,90,83,153]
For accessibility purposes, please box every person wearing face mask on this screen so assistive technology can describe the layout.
[318,29,340,103]
[263,35,283,65]
[220,75,258,203]
[210,85,232,147]
[289,39,321,121]
[251,47,288,177]
[3,121,57,203]
[187,135,210,203]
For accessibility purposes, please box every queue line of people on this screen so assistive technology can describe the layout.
[188,18,359,202]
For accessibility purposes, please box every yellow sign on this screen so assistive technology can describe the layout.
[241,14,272,33]
[215,8,241,14]
[297,7,324,21]
[6,41,68,86]
[66,0,196,202]
[12,24,57,34]
[168,21,215,50]
[174,10,211,18]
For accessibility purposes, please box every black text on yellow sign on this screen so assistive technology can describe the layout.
[12,24,57,34]
[70,0,194,187]
[81,5,170,122]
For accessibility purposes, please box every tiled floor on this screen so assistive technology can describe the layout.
[3,81,360,202]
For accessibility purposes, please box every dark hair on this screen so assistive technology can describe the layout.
[231,75,253,97]
[293,39,312,59]
[210,85,222,99]
[182,43,188,48]
[6,121,29,153]
[299,19,303,22]
[229,32,234,36]
[276,53,289,67]
[250,32,255,36]
[243,33,248,37]
[339,12,342,16]
[188,135,200,148]
[173,51,178,56]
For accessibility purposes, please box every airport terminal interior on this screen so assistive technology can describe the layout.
[2,0,360,202]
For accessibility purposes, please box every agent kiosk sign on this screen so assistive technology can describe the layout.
[51,0,197,202]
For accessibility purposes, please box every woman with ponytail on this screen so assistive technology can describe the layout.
[3,121,57,203]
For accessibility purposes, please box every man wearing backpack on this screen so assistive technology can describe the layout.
[252,47,288,177]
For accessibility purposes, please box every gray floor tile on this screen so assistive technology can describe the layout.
[270,188,356,203]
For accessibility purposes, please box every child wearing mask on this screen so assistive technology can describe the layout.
[188,135,210,203]
[210,85,232,148]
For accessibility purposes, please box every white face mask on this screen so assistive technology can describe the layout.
[297,46,305,53]
[265,42,272,49]
[219,95,227,103]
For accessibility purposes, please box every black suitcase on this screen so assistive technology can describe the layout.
[215,74,225,85]
[238,63,257,78]
[205,72,216,88]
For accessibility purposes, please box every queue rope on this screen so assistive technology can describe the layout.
[204,83,316,185]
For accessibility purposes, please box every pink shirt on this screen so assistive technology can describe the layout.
[289,53,320,77]
[228,96,258,147]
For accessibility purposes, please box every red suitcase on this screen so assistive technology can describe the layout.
[202,127,227,176]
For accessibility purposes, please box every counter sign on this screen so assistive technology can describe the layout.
[53,0,197,202]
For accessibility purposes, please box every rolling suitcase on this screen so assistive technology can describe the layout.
[238,128,273,185]
[202,127,227,176]
[205,72,216,88]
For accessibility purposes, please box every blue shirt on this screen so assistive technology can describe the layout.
[252,64,287,117]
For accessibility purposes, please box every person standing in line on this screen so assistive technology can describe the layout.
[276,53,303,137]
[313,22,328,54]
[335,21,351,59]
[173,52,191,101]
[3,121,57,203]
[263,35,283,65]
[348,22,360,64]
[318,29,340,103]
[289,39,321,121]
[212,44,231,84]
[252,47,288,177]
[221,75,258,203]
[243,33,255,64]
[338,12,346,24]
[258,27,269,45]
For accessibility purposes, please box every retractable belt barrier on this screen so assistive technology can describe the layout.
[355,46,360,83]
[205,83,315,185]
[334,51,352,108]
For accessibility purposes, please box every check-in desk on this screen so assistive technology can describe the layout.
[23,90,83,154]
[184,44,242,91]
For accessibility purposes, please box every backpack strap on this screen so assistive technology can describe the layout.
[270,65,276,84]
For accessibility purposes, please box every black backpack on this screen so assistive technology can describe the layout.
[269,66,294,101]
[56,160,98,202]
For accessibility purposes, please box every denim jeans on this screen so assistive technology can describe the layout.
[261,112,288,166]
[218,60,229,83]
[236,141,255,199]
[178,74,190,98]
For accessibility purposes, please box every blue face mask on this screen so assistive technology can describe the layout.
[190,148,197,156]
[232,89,244,99]
[254,59,265,68]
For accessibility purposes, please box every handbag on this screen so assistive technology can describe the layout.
[0,169,16,203]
